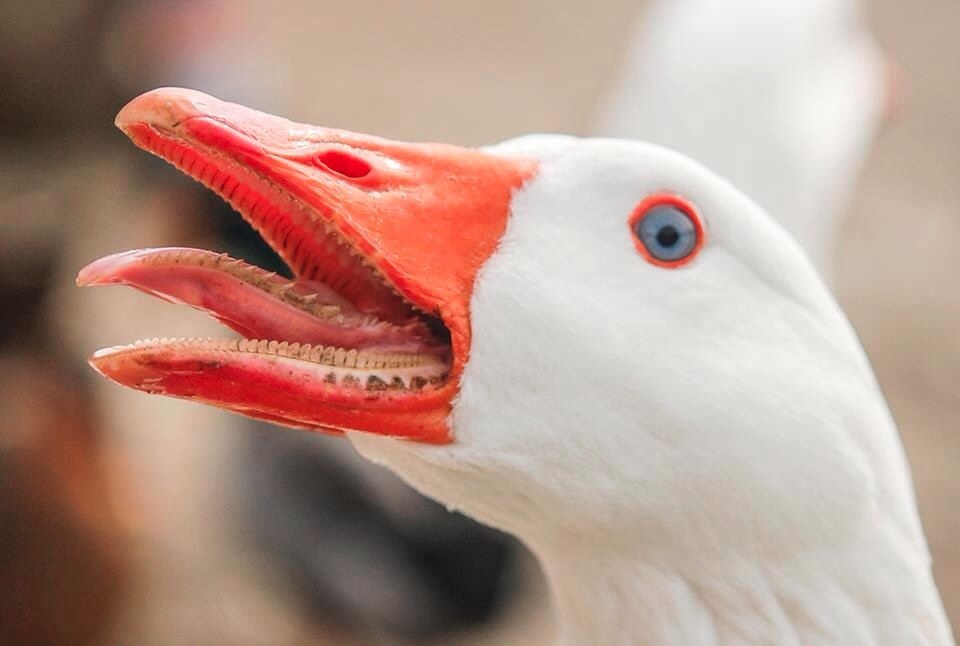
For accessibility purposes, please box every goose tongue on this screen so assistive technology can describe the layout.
[78,247,438,354]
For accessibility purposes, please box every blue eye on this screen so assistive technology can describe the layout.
[629,196,703,267]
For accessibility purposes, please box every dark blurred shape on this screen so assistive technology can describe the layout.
[237,425,516,642]
[0,2,135,637]
[0,161,131,645]
[0,354,130,646]
[0,226,131,644]
[0,0,122,135]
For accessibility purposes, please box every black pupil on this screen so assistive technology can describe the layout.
[656,225,680,248]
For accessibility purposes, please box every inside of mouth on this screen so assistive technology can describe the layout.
[81,247,449,354]
[84,123,452,390]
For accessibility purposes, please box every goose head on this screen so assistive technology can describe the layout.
[349,132,894,550]
[80,89,949,643]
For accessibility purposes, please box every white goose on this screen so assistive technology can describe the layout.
[593,0,894,282]
[79,88,951,644]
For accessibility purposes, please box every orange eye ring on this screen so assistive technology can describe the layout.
[628,193,705,268]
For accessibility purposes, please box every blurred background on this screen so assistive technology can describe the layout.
[0,0,957,643]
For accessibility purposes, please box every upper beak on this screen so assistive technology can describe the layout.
[81,88,536,443]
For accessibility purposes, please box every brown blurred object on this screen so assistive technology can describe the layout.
[0,144,133,646]
[0,354,131,646]
[0,2,136,637]
[0,0,123,135]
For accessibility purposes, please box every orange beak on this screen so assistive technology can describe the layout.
[78,88,536,443]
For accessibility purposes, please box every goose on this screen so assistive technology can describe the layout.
[78,88,952,645]
[592,0,896,283]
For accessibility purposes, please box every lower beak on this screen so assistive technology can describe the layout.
[78,88,535,443]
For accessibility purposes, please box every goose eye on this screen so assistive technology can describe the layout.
[628,194,704,267]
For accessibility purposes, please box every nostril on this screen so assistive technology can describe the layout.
[314,149,372,179]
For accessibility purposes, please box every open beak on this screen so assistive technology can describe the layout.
[78,88,535,443]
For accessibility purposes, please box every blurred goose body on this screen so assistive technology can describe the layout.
[593,0,892,282]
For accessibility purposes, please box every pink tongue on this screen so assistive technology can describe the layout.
[77,248,434,352]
